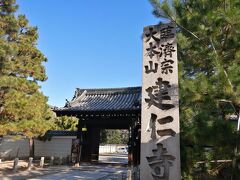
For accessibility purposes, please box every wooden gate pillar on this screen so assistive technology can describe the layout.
[80,126,100,162]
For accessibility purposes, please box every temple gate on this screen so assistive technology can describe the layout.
[54,87,141,165]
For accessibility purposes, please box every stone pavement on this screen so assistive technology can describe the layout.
[1,164,127,180]
[28,165,127,180]
[0,154,129,180]
[98,153,128,164]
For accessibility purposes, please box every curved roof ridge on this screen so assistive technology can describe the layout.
[58,86,142,111]
[75,86,141,96]
[70,90,87,106]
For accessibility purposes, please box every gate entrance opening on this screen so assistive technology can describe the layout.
[98,129,128,165]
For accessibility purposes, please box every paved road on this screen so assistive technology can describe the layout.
[98,153,128,164]
[28,165,126,180]
[1,154,128,180]
[28,154,128,180]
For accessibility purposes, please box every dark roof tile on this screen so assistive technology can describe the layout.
[45,130,79,137]
[56,87,141,112]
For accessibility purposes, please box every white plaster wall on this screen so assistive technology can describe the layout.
[99,144,126,154]
[0,136,30,159]
[34,136,76,158]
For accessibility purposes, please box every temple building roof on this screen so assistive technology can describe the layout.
[45,130,79,137]
[55,87,141,112]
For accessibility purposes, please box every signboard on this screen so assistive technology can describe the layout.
[141,23,181,180]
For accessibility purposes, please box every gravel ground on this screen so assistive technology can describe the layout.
[0,160,73,179]
[0,157,129,180]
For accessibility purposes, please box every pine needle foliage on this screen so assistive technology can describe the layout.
[149,0,240,178]
[53,116,78,131]
[0,0,53,137]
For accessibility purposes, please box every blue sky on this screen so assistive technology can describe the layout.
[16,0,159,107]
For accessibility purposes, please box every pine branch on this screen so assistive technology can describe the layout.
[151,2,210,48]
[152,1,236,97]
[210,38,234,92]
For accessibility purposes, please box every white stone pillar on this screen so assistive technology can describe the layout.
[50,156,54,166]
[28,157,33,170]
[40,157,44,168]
[141,23,181,180]
[127,170,132,180]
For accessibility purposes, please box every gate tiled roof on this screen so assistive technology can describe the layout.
[56,87,141,112]
[45,130,79,137]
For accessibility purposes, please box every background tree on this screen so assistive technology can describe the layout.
[100,129,129,144]
[0,0,54,137]
[53,115,78,131]
[149,0,240,178]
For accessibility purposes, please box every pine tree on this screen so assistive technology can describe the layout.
[0,0,54,137]
[149,0,240,178]
[100,129,125,144]
[54,116,78,131]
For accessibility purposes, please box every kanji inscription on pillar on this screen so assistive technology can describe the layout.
[141,23,181,180]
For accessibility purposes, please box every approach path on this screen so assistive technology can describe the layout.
[1,153,128,180]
